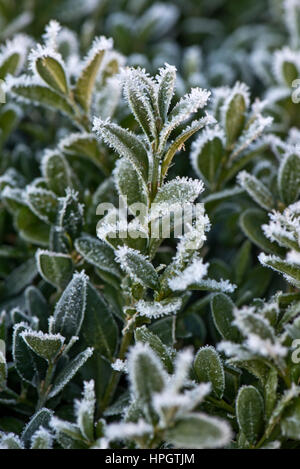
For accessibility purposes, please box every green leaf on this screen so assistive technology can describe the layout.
[74,37,112,112]
[0,53,21,77]
[192,133,224,188]
[3,258,38,299]
[116,246,159,290]
[264,368,278,420]
[240,208,284,255]
[223,86,248,148]
[48,347,93,399]
[52,271,88,341]
[41,151,73,196]
[278,152,300,205]
[259,253,300,287]
[36,249,73,289]
[236,385,264,445]
[157,63,176,120]
[194,346,225,398]
[0,349,7,389]
[0,105,21,143]
[114,158,148,209]
[75,235,122,279]
[135,326,174,373]
[25,286,49,331]
[281,400,300,439]
[162,117,211,179]
[35,55,68,94]
[59,133,111,174]
[21,331,65,361]
[31,428,53,449]
[93,118,149,182]
[281,60,299,87]
[166,413,231,449]
[0,433,24,449]
[129,343,166,409]
[16,206,50,246]
[11,82,75,118]
[238,171,274,211]
[26,187,58,224]
[123,68,157,141]
[22,408,53,448]
[12,323,40,384]
[58,189,83,239]
[81,283,118,360]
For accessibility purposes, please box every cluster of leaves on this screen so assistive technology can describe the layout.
[1,0,300,450]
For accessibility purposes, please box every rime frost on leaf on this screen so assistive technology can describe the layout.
[111,359,127,372]
[0,34,32,74]
[79,36,113,71]
[232,115,273,159]
[115,246,159,290]
[273,47,300,85]
[105,419,153,441]
[246,334,288,359]
[135,297,183,318]
[168,256,208,291]
[42,20,61,49]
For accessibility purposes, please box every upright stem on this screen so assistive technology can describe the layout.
[36,361,55,411]
[99,326,133,414]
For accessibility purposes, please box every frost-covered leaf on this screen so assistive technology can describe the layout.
[281,400,300,440]
[222,82,249,148]
[128,343,167,412]
[30,427,53,449]
[22,408,53,448]
[75,37,112,113]
[278,152,300,205]
[153,176,204,209]
[48,347,93,399]
[114,158,148,209]
[157,63,176,120]
[26,186,58,225]
[135,297,183,319]
[30,46,69,94]
[135,326,174,373]
[81,283,118,360]
[240,208,284,255]
[122,67,157,141]
[194,346,225,399]
[211,293,241,341]
[115,247,159,291]
[36,249,73,289]
[236,385,264,445]
[159,88,211,153]
[166,413,231,449]
[237,171,274,211]
[190,126,225,187]
[93,118,149,182]
[75,380,96,442]
[75,235,122,280]
[58,189,84,239]
[161,116,214,179]
[259,253,300,287]
[7,76,75,118]
[52,271,88,341]
[59,132,110,174]
[21,330,65,361]
[0,349,7,389]
[0,433,24,449]
[12,323,41,384]
[41,150,73,197]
